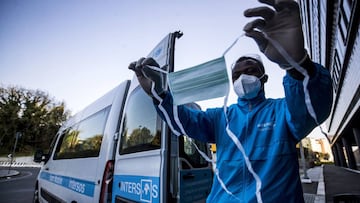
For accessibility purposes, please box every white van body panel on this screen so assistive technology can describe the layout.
[37,81,129,203]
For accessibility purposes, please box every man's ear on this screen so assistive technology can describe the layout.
[261,74,268,84]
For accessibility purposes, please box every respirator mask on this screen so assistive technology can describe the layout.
[233,74,265,99]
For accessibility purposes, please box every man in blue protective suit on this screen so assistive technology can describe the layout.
[129,0,333,202]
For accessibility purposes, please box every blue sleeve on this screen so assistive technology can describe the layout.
[283,63,333,141]
[153,93,216,143]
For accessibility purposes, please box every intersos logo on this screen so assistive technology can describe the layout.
[257,121,276,131]
[140,179,155,202]
[119,178,159,203]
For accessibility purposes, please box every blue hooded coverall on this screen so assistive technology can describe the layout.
[155,63,333,203]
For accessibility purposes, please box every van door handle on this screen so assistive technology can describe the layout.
[44,167,49,171]
[182,173,195,180]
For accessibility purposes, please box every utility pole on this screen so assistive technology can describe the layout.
[300,140,311,183]
[8,132,22,174]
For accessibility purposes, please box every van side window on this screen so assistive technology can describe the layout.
[47,132,60,158]
[119,87,161,155]
[54,106,110,159]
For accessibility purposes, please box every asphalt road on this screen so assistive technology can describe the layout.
[0,167,40,203]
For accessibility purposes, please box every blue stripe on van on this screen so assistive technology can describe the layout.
[40,171,95,197]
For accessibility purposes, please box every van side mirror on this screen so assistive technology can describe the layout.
[34,149,44,163]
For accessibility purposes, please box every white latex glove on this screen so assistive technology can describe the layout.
[128,57,166,97]
[243,0,307,69]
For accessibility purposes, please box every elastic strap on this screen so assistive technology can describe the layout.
[263,33,330,140]
[147,33,264,202]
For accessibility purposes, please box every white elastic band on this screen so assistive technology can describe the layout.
[150,79,242,200]
[214,168,242,201]
[222,91,263,203]
[226,125,263,203]
[147,34,264,201]
[263,34,325,130]
[173,105,187,136]
[222,34,263,202]
[148,32,326,202]
[151,83,181,136]
[222,33,245,56]
[147,65,169,74]
[171,98,244,200]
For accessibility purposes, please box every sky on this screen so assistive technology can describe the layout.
[1,0,288,114]
[0,0,329,140]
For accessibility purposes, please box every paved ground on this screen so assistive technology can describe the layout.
[0,169,19,178]
[323,164,360,203]
[0,156,41,179]
[0,167,41,203]
[301,166,325,203]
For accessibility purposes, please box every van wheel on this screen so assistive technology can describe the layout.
[32,182,39,203]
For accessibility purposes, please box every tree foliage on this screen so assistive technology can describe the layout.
[0,85,70,155]
[127,127,153,146]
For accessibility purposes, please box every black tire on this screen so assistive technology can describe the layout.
[32,182,39,203]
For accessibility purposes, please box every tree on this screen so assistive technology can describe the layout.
[127,127,153,147]
[0,85,70,155]
[0,86,22,152]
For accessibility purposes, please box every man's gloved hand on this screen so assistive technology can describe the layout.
[243,0,307,69]
[128,57,166,97]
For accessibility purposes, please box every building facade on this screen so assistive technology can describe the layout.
[299,0,359,170]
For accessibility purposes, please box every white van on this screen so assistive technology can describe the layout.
[33,31,213,203]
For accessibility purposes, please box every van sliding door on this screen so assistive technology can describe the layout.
[112,32,182,203]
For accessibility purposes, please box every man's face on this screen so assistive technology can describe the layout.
[231,58,264,82]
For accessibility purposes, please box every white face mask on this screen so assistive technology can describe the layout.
[233,74,262,99]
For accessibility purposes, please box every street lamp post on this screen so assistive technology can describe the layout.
[300,140,311,183]
[8,132,22,174]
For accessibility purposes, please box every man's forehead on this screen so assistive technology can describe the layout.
[233,58,264,72]
[236,54,263,63]
[235,57,259,65]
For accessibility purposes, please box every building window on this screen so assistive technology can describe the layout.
[338,0,354,44]
[332,51,342,93]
